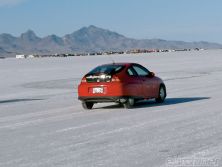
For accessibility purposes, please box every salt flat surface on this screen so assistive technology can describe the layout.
[0,50,222,167]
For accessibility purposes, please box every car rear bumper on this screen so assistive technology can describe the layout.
[78,82,145,102]
[78,96,129,103]
[78,82,126,97]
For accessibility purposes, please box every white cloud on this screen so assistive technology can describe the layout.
[0,0,27,6]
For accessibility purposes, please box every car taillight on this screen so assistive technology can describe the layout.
[81,77,87,83]
[111,76,120,82]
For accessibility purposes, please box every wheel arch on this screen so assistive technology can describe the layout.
[159,83,167,96]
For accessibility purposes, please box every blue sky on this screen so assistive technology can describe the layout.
[0,0,222,43]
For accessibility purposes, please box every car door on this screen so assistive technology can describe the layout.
[125,66,144,97]
[132,65,156,98]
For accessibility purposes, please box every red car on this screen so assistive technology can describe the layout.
[78,63,166,109]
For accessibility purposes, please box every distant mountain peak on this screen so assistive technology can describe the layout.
[43,34,64,45]
[20,30,39,41]
[76,25,102,33]
[87,25,103,31]
[81,25,99,29]
[88,25,97,28]
[73,25,125,38]
[21,29,36,36]
[0,33,16,44]
[46,34,59,38]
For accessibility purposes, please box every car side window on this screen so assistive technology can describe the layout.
[127,67,137,76]
[132,65,149,76]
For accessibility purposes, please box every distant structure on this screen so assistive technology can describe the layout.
[14,48,205,59]
[27,55,35,58]
[15,54,36,59]
[16,55,27,59]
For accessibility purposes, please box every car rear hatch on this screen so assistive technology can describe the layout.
[86,74,112,83]
[85,64,125,83]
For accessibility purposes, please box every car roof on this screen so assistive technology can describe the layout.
[100,62,137,66]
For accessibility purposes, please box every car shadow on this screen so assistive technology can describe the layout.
[0,98,44,105]
[97,97,210,109]
[134,97,210,109]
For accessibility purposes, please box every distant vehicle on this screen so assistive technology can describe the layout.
[78,63,166,109]
[16,55,26,59]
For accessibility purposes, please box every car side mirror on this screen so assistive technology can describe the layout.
[148,72,155,78]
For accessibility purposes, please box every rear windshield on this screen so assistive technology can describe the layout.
[87,64,125,75]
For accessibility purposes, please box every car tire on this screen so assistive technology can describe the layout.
[123,98,135,109]
[155,85,166,103]
[82,101,94,109]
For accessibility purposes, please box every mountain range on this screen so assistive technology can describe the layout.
[0,25,222,57]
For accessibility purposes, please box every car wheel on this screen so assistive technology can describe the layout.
[123,98,135,109]
[82,101,94,109]
[155,85,166,103]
